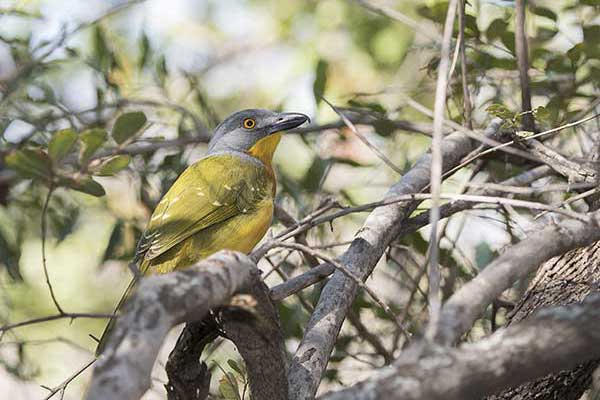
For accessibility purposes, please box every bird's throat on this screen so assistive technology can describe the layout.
[247,132,282,167]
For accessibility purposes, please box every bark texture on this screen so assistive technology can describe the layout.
[320,294,600,400]
[86,251,286,400]
[487,240,600,400]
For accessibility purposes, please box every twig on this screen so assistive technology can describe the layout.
[515,0,535,132]
[427,0,458,338]
[270,166,552,302]
[42,359,96,400]
[535,187,600,220]
[355,0,442,43]
[433,209,600,345]
[273,241,410,338]
[41,187,64,314]
[442,113,600,180]
[322,98,404,174]
[458,0,473,129]
[0,312,113,333]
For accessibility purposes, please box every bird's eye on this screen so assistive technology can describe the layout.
[242,118,256,129]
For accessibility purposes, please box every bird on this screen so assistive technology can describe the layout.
[96,109,309,355]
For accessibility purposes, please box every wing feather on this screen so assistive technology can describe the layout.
[134,153,270,265]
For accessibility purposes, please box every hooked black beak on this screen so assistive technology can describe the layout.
[269,112,310,133]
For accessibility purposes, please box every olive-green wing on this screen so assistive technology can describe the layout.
[135,153,269,267]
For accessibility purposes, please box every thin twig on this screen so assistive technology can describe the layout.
[355,0,442,42]
[273,241,411,339]
[322,97,404,174]
[458,0,473,129]
[0,312,113,333]
[41,186,64,314]
[42,359,96,400]
[442,113,600,180]
[427,0,458,336]
[515,0,535,132]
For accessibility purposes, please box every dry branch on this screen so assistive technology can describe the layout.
[320,293,600,400]
[86,251,261,400]
[432,210,600,345]
[287,120,504,400]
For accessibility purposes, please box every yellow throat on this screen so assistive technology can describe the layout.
[247,132,282,167]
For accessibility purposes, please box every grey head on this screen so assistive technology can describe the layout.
[207,109,310,154]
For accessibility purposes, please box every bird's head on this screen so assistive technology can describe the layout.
[207,109,310,164]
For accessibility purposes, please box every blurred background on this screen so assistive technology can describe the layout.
[0,0,598,398]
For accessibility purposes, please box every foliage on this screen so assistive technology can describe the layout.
[0,0,598,398]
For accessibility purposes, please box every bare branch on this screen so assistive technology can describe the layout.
[428,0,458,338]
[86,250,259,400]
[320,293,600,400]
[0,312,113,333]
[432,210,600,345]
[287,120,503,400]
[458,0,473,129]
[515,0,535,132]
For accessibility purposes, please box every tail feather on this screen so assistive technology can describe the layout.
[95,277,139,356]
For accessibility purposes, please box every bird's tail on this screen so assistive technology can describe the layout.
[95,276,139,356]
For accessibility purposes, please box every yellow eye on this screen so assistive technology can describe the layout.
[242,118,256,129]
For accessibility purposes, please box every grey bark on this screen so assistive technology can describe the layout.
[86,251,280,400]
[287,120,504,400]
[433,210,600,345]
[319,293,600,400]
[487,240,600,400]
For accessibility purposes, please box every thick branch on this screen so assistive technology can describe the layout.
[433,210,600,345]
[220,281,288,400]
[320,293,600,400]
[86,251,258,400]
[287,120,503,400]
[522,139,597,183]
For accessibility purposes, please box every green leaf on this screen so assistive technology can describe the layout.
[92,25,112,72]
[347,99,386,114]
[372,119,396,137]
[48,129,78,162]
[416,2,449,24]
[531,6,557,21]
[67,176,106,197]
[112,111,147,144]
[5,149,52,180]
[103,220,124,261]
[138,32,150,69]
[92,155,131,176]
[533,106,550,122]
[485,104,515,120]
[218,372,240,400]
[566,43,585,64]
[0,228,22,281]
[301,157,329,192]
[464,14,480,39]
[79,128,107,163]
[535,27,558,42]
[583,25,600,59]
[313,59,328,105]
[486,19,508,41]
[155,55,168,86]
[227,359,245,378]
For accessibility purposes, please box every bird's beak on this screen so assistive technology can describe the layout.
[268,112,310,134]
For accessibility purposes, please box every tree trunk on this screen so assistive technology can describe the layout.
[487,240,600,400]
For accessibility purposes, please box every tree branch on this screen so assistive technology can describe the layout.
[320,293,600,400]
[86,251,260,400]
[515,0,535,132]
[287,120,503,400]
[432,210,600,345]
